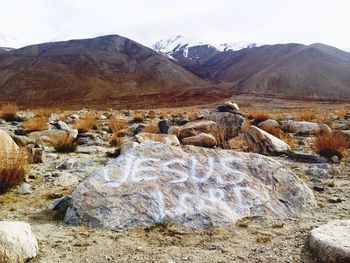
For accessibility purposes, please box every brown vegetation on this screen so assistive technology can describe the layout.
[294,111,316,121]
[0,148,28,193]
[315,132,347,159]
[247,110,271,125]
[108,118,128,135]
[142,120,159,133]
[51,135,77,153]
[0,103,19,121]
[73,117,97,133]
[22,117,48,132]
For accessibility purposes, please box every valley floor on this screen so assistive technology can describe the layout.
[1,97,350,262]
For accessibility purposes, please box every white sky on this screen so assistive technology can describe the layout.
[0,0,349,49]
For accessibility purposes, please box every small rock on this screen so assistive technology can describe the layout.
[158,119,171,134]
[312,185,325,192]
[182,133,217,148]
[328,197,342,203]
[53,173,79,187]
[16,182,33,195]
[14,128,27,136]
[331,155,339,164]
[310,220,350,263]
[0,221,38,263]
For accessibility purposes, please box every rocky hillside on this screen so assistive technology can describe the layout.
[0,35,207,105]
[176,43,350,100]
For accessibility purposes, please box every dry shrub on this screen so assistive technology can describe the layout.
[51,135,77,153]
[247,110,271,125]
[0,103,19,121]
[215,129,232,149]
[110,136,125,147]
[0,148,28,193]
[143,120,159,133]
[260,124,296,149]
[22,117,48,132]
[33,108,54,118]
[133,112,144,123]
[294,111,316,121]
[315,132,347,159]
[73,117,97,133]
[108,118,128,135]
[260,125,284,139]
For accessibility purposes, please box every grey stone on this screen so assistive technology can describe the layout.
[65,141,316,231]
[310,220,350,263]
[0,221,38,263]
[244,126,290,156]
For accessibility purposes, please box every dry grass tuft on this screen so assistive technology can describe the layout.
[51,135,77,153]
[256,235,272,243]
[143,120,160,133]
[0,148,28,193]
[294,111,316,121]
[73,117,97,133]
[22,117,48,132]
[260,125,285,139]
[0,103,19,121]
[247,110,271,125]
[110,137,125,147]
[315,132,347,159]
[133,113,144,123]
[108,118,128,135]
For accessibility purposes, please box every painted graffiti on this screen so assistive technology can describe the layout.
[102,154,271,220]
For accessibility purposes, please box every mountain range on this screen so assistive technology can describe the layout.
[0,34,350,107]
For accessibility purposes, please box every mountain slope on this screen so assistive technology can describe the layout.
[182,43,350,100]
[0,35,207,105]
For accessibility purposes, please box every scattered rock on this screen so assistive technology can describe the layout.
[135,132,180,146]
[14,128,27,136]
[217,100,240,113]
[331,155,339,164]
[53,172,79,187]
[158,119,171,134]
[287,152,328,163]
[328,197,342,203]
[16,182,33,195]
[284,121,326,135]
[310,220,350,263]
[258,119,280,130]
[205,112,244,139]
[11,135,32,146]
[312,185,325,192]
[244,126,290,156]
[171,120,219,140]
[0,129,19,158]
[0,221,38,263]
[65,141,316,230]
[182,133,217,148]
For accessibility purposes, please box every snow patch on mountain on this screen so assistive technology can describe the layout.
[151,35,262,59]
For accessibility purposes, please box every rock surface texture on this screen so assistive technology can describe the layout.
[310,220,350,263]
[0,221,38,263]
[65,141,316,231]
[244,126,291,155]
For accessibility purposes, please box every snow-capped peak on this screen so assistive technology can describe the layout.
[216,41,262,52]
[152,35,212,53]
[151,35,262,59]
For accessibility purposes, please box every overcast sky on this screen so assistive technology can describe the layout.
[1,0,349,49]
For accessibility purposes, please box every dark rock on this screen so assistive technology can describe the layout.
[158,119,171,134]
[288,152,328,163]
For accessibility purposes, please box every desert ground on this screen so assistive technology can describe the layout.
[0,96,349,263]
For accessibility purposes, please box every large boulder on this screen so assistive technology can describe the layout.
[244,126,291,156]
[0,130,19,158]
[258,119,280,130]
[65,141,316,231]
[310,220,350,263]
[205,112,244,139]
[0,221,38,263]
[168,120,219,140]
[182,133,217,148]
